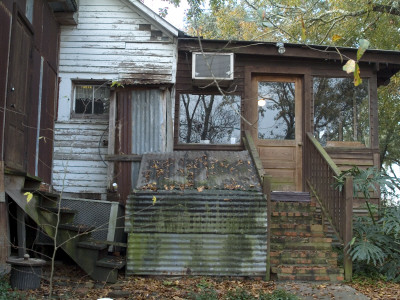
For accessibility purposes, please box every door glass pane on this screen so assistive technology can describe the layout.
[258,81,295,140]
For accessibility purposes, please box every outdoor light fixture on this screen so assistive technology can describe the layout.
[258,98,266,106]
[276,42,285,54]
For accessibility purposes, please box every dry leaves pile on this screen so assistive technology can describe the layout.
[6,263,400,299]
[348,277,400,300]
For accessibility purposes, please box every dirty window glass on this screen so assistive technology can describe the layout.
[179,94,241,144]
[313,77,370,147]
[258,81,296,140]
[74,85,110,115]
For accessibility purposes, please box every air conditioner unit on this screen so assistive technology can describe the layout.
[192,52,234,82]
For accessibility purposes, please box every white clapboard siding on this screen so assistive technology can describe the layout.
[54,0,178,198]
[52,121,109,198]
[59,0,177,83]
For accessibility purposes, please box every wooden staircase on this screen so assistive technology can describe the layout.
[5,174,125,283]
[270,191,344,281]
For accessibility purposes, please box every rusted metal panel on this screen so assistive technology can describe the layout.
[126,190,267,276]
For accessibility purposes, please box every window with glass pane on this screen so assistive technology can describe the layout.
[313,77,369,146]
[179,94,241,144]
[75,85,110,115]
[258,81,295,140]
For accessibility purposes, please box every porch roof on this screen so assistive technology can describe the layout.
[178,37,400,86]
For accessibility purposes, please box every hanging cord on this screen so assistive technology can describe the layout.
[99,124,109,167]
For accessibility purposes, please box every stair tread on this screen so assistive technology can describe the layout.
[22,188,60,199]
[78,240,108,251]
[59,223,94,233]
[271,192,311,202]
[96,256,126,269]
[39,206,77,214]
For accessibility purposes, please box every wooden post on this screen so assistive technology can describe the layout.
[344,176,353,281]
[107,91,116,194]
[263,175,272,281]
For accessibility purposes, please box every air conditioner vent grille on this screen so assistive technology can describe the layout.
[192,52,234,80]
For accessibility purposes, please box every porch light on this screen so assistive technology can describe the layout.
[276,42,285,54]
[258,98,266,106]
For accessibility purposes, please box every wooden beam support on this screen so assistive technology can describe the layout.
[344,176,353,281]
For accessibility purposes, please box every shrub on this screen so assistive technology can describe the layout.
[350,205,400,281]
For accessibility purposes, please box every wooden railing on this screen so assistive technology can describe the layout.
[304,132,353,280]
[243,131,272,281]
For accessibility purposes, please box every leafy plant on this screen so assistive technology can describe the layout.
[225,288,255,300]
[349,205,400,281]
[0,278,19,300]
[333,166,394,200]
[189,286,218,300]
[259,289,299,300]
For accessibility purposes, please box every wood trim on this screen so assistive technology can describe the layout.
[105,154,142,162]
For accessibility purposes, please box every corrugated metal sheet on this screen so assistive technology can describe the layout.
[131,89,164,188]
[126,151,267,276]
[126,190,267,276]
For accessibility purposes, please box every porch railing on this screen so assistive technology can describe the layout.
[243,131,272,281]
[304,132,353,280]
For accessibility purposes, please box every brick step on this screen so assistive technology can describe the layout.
[273,265,344,276]
[271,215,322,225]
[270,250,338,260]
[270,224,324,237]
[271,238,333,251]
[271,257,337,266]
[277,273,344,282]
[271,201,316,212]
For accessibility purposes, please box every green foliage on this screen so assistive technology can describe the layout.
[225,288,254,300]
[0,278,19,300]
[189,287,219,300]
[333,166,394,199]
[350,205,400,282]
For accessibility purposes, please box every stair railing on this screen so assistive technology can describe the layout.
[304,132,353,280]
[243,131,272,281]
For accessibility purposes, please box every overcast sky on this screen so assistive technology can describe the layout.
[143,0,190,30]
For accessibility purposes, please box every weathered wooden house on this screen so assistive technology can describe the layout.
[2,0,400,284]
[0,0,75,272]
[125,38,400,281]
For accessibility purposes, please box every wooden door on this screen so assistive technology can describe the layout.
[251,76,303,191]
[4,13,33,172]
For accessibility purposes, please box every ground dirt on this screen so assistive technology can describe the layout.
[5,262,400,299]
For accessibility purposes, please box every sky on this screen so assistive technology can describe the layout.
[143,0,190,30]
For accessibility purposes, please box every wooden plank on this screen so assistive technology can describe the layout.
[105,154,142,162]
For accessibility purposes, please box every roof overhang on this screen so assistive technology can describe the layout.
[47,0,78,25]
[178,37,400,86]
